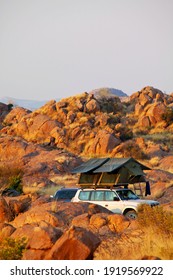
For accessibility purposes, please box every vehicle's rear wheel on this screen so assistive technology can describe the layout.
[124,210,137,219]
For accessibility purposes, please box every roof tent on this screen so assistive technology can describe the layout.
[71,157,151,195]
[93,158,150,173]
[95,158,149,186]
[71,158,109,174]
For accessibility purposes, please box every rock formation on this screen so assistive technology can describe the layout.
[0,86,173,260]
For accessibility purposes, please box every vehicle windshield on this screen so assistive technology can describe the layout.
[116,189,139,200]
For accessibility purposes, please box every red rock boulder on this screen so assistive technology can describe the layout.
[0,197,13,223]
[46,226,100,260]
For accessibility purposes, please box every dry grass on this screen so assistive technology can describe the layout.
[137,204,173,235]
[22,185,45,194]
[94,233,173,260]
[50,174,78,187]
[94,205,173,260]
[139,132,173,151]
[22,174,78,195]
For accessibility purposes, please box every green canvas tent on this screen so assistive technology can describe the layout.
[71,158,109,173]
[72,157,151,195]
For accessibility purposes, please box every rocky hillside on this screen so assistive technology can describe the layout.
[0,86,173,260]
[0,195,172,260]
[0,86,173,208]
[2,86,173,157]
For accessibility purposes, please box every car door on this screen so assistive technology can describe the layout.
[90,190,105,208]
[104,190,124,214]
[89,190,123,213]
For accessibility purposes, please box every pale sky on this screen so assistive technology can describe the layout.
[0,0,173,101]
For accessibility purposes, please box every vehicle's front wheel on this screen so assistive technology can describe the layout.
[124,210,137,219]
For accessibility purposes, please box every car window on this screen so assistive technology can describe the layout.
[79,191,90,201]
[90,191,104,201]
[55,189,77,199]
[105,191,118,201]
[116,189,139,200]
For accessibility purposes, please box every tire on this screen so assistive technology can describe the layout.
[124,210,137,220]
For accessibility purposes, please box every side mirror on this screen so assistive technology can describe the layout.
[113,197,120,201]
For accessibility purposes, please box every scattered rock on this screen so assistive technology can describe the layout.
[0,223,15,240]
[22,249,48,260]
[85,130,121,155]
[85,99,100,113]
[0,197,13,223]
[71,213,90,228]
[3,106,31,125]
[11,222,62,250]
[46,226,100,260]
[107,214,130,233]
[159,156,173,173]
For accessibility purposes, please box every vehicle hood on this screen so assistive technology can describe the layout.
[123,199,159,206]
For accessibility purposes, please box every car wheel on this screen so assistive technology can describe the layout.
[125,210,137,219]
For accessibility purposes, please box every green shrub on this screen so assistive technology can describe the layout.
[0,166,23,193]
[0,237,27,260]
[8,174,23,192]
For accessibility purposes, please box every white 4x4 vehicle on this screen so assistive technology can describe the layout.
[72,188,159,219]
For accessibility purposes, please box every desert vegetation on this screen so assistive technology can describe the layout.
[0,237,27,260]
[94,205,173,260]
[0,164,23,193]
